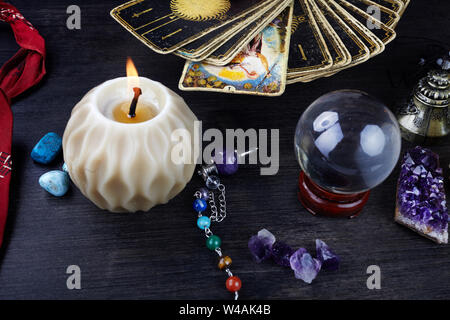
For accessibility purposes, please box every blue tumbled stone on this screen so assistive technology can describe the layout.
[39,170,69,197]
[31,132,62,164]
[62,163,68,173]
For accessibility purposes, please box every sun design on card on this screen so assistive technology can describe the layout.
[170,0,231,21]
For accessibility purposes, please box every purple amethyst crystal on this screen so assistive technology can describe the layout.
[248,229,276,263]
[396,147,448,244]
[257,228,276,246]
[198,187,210,201]
[289,248,322,284]
[315,239,340,271]
[270,241,295,267]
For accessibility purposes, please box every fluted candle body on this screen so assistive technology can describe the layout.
[63,77,198,212]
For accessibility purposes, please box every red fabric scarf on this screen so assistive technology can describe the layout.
[0,2,46,247]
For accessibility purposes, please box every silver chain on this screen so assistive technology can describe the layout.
[204,227,213,238]
[209,184,227,223]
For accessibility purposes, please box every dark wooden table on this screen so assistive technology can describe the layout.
[0,0,448,300]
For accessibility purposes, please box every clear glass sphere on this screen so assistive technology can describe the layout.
[295,90,401,194]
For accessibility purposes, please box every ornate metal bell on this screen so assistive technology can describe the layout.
[397,69,450,142]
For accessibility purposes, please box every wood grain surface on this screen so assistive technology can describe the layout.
[0,0,449,300]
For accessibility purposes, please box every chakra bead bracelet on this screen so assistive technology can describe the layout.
[193,149,241,300]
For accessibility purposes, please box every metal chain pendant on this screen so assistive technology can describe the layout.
[192,150,241,300]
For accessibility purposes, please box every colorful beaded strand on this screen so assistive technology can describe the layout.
[193,150,241,300]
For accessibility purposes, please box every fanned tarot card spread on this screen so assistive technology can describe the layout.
[203,0,292,66]
[110,0,276,54]
[112,0,409,90]
[179,5,294,96]
[335,0,396,44]
[287,0,332,76]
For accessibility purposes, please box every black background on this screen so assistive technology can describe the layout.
[0,0,449,300]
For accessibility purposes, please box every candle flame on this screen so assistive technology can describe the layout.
[126,57,140,94]
[126,57,139,77]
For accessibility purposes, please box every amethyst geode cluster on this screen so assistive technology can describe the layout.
[248,229,339,283]
[396,147,448,244]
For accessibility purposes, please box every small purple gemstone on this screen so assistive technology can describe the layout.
[270,241,295,267]
[248,229,276,263]
[406,175,419,185]
[248,236,268,263]
[404,154,415,167]
[315,239,340,271]
[198,187,210,201]
[257,228,276,248]
[289,248,322,284]
[214,149,238,176]
[412,165,422,176]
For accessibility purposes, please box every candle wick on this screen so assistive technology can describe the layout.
[128,87,142,118]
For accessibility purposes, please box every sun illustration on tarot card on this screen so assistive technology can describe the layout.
[170,0,231,21]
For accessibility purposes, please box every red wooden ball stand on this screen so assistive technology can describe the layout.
[298,172,370,218]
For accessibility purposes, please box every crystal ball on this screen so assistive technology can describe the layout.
[295,90,401,194]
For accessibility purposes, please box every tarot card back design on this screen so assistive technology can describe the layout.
[288,0,332,75]
[335,0,396,44]
[326,0,384,55]
[369,0,403,14]
[111,0,275,54]
[290,0,370,82]
[342,0,400,28]
[307,0,351,71]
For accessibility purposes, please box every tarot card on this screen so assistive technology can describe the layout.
[307,0,351,71]
[174,8,259,60]
[335,0,397,45]
[110,0,276,54]
[316,0,369,66]
[203,0,291,66]
[288,0,332,76]
[287,0,381,84]
[341,0,400,28]
[369,0,404,14]
[179,5,294,96]
[174,0,285,60]
[290,0,370,82]
[179,0,289,62]
[398,0,410,15]
[325,0,384,56]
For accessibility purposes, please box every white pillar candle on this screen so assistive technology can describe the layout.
[62,77,198,212]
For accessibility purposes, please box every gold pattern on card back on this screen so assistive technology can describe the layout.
[170,0,231,21]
